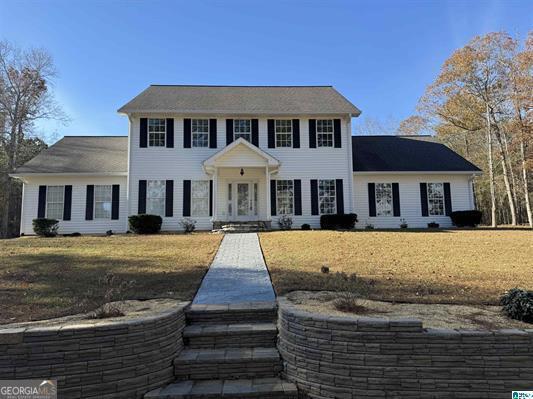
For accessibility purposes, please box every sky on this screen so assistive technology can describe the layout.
[0,0,531,142]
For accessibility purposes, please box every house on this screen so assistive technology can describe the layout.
[11,85,481,234]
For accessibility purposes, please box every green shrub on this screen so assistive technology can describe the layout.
[32,218,59,237]
[427,222,440,228]
[128,214,162,234]
[501,288,533,323]
[301,223,311,230]
[450,210,482,227]
[320,213,358,230]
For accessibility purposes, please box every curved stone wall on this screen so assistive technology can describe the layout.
[0,300,188,399]
[278,298,533,399]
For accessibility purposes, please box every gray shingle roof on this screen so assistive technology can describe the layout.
[352,135,481,173]
[14,136,128,174]
[118,85,361,116]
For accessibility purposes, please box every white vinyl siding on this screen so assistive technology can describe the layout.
[46,186,64,220]
[94,185,112,219]
[146,180,165,216]
[191,180,209,217]
[276,180,294,215]
[148,118,166,147]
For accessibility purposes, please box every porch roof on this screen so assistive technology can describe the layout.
[203,138,280,171]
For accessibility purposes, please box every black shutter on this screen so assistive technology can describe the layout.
[183,118,191,148]
[166,118,174,148]
[111,185,120,220]
[294,179,302,216]
[267,119,275,148]
[63,185,72,221]
[138,180,146,214]
[270,180,277,216]
[183,180,191,217]
[140,118,147,148]
[420,183,428,217]
[392,183,401,217]
[165,180,173,217]
[368,183,376,217]
[334,119,342,148]
[292,119,300,148]
[86,185,94,220]
[309,119,317,148]
[37,186,46,218]
[226,119,233,145]
[336,179,344,214]
[209,119,217,148]
[310,179,319,215]
[251,119,259,146]
[209,180,213,216]
[444,182,452,216]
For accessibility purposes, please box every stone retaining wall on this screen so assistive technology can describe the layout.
[0,300,188,399]
[278,298,533,399]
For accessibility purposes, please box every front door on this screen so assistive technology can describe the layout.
[234,182,258,220]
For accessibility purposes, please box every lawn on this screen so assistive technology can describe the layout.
[259,229,533,305]
[0,233,222,324]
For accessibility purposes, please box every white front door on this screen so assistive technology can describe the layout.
[233,181,258,220]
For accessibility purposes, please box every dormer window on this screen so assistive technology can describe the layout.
[148,118,166,147]
[234,119,251,142]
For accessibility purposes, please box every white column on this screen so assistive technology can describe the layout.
[213,167,218,221]
[265,166,271,221]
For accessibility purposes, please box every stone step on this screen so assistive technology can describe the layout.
[184,323,277,349]
[144,377,298,399]
[174,347,282,380]
[186,303,277,324]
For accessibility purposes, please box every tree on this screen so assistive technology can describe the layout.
[396,115,430,136]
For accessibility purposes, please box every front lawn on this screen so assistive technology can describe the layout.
[259,229,533,305]
[0,233,222,324]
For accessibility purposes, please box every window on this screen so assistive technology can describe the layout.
[318,179,336,214]
[192,119,209,147]
[94,185,112,219]
[192,181,209,217]
[148,118,166,147]
[146,180,165,215]
[316,120,333,147]
[427,183,445,216]
[276,180,294,215]
[46,186,64,219]
[275,120,292,147]
[234,119,251,141]
[375,183,393,216]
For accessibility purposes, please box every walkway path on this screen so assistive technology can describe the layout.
[192,233,276,304]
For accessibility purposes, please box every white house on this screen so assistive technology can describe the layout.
[12,85,481,234]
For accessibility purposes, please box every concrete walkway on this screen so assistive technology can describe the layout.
[192,233,276,304]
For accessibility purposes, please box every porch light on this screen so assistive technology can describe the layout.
[240,168,244,176]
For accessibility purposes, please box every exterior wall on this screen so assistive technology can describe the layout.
[20,175,128,235]
[353,173,475,229]
[278,298,533,399]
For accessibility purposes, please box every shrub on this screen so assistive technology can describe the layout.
[501,288,533,323]
[32,218,59,237]
[321,265,330,274]
[301,223,311,230]
[320,213,358,230]
[278,215,293,230]
[428,222,440,228]
[450,210,482,227]
[83,272,136,319]
[128,214,162,234]
[333,293,369,314]
[400,218,408,229]
[180,218,197,233]
[365,223,374,230]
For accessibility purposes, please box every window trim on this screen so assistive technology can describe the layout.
[93,185,113,220]
[46,185,65,220]
[318,179,336,215]
[275,119,293,148]
[427,182,445,216]
[191,118,210,148]
[233,119,252,142]
[316,119,334,148]
[146,180,166,216]
[276,179,295,215]
[191,180,210,217]
[375,183,393,217]
[147,118,166,147]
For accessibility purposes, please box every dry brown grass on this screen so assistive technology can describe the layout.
[259,229,533,305]
[0,233,221,324]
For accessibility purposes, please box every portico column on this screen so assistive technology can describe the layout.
[265,166,271,221]
[213,167,218,221]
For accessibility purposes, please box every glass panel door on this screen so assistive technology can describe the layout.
[237,183,250,217]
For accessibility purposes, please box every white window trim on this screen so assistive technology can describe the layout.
[276,180,294,215]
[46,185,64,220]
[233,119,252,141]
[375,183,393,217]
[427,182,445,216]
[148,118,166,147]
[192,119,210,148]
[275,119,293,148]
[316,119,334,148]
[318,179,336,215]
[94,185,113,220]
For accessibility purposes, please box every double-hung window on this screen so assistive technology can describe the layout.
[375,183,393,216]
[94,185,112,219]
[276,180,294,215]
[192,181,209,217]
[192,119,209,148]
[234,119,251,141]
[317,120,333,147]
[146,180,166,216]
[275,120,292,147]
[318,179,336,214]
[148,118,166,147]
[46,186,64,219]
[427,183,445,216]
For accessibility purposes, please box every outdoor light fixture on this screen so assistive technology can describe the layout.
[240,168,244,176]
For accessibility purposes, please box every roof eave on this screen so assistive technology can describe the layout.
[10,172,128,178]
[352,170,483,175]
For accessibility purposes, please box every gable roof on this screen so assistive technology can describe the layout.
[352,135,481,173]
[118,85,361,116]
[203,138,280,169]
[13,136,128,175]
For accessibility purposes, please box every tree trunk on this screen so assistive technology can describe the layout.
[519,137,533,228]
[485,105,497,227]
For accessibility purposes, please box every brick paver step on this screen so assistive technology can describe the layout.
[184,323,278,349]
[186,302,277,324]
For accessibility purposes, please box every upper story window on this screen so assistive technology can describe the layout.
[94,185,112,219]
[192,180,209,217]
[46,185,64,220]
[146,180,166,216]
[148,118,166,147]
[375,183,393,216]
[317,120,333,147]
[192,119,209,148]
[318,179,336,214]
[234,119,251,142]
[276,180,294,215]
[427,183,445,216]
[275,120,292,148]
